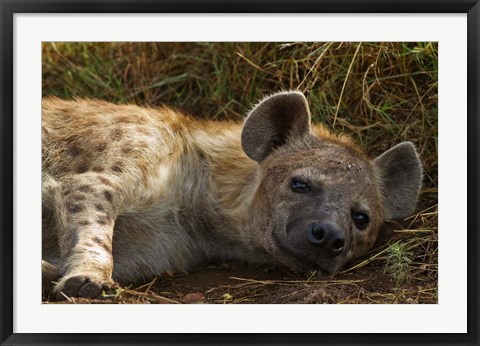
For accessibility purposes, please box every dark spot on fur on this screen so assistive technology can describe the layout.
[96,214,111,225]
[78,220,90,226]
[69,194,86,201]
[92,166,105,173]
[62,189,72,196]
[111,128,123,141]
[137,141,149,149]
[78,185,93,193]
[88,249,103,256]
[96,142,107,152]
[68,145,82,157]
[103,190,113,203]
[66,202,85,213]
[138,128,150,136]
[116,116,132,123]
[111,162,123,173]
[76,163,89,173]
[196,149,206,160]
[95,204,105,211]
[122,146,133,154]
[101,242,112,253]
[93,236,112,252]
[80,242,95,249]
[98,176,114,187]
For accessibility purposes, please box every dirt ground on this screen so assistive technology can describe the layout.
[43,260,436,305]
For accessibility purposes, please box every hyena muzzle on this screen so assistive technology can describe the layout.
[42,91,422,299]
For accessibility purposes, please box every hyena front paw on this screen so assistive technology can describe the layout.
[55,275,118,300]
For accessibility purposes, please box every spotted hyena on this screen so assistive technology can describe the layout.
[42,91,422,299]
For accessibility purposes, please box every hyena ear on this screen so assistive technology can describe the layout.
[374,141,423,220]
[241,91,311,162]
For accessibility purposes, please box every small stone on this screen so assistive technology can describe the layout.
[182,292,205,304]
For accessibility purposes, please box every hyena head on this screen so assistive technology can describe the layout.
[241,91,423,275]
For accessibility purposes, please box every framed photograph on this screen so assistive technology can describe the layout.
[1,1,478,345]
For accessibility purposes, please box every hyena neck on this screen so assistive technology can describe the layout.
[185,121,271,260]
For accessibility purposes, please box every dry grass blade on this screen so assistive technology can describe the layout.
[340,244,394,274]
[333,42,362,127]
[123,289,181,304]
[229,276,365,286]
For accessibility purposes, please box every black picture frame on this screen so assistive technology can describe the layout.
[1,1,479,345]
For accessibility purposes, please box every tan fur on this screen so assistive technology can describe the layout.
[42,92,422,299]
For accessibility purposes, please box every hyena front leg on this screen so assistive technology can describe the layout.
[53,173,123,299]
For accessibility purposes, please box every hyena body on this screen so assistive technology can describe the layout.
[42,92,422,299]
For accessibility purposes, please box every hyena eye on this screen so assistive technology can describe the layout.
[291,179,309,193]
[353,212,369,230]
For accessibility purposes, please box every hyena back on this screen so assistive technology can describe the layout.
[42,92,422,299]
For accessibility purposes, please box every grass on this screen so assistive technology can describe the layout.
[384,242,414,286]
[42,42,438,304]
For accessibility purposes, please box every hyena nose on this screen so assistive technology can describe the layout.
[307,222,345,257]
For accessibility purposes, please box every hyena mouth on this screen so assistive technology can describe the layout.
[271,233,331,275]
